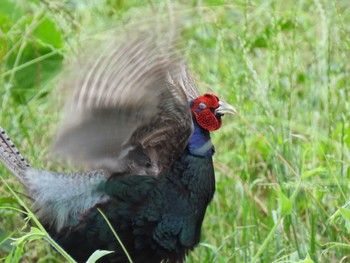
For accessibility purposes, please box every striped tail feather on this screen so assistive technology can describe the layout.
[0,126,30,182]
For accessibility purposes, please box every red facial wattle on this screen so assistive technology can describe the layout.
[195,109,222,131]
[191,94,223,131]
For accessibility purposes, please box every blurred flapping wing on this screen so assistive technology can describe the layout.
[53,24,200,177]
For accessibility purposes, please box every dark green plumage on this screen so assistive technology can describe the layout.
[49,152,215,263]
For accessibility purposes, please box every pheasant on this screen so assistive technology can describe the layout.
[0,24,234,263]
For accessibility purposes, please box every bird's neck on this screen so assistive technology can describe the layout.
[187,116,215,158]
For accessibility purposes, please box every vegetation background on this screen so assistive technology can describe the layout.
[1,0,350,262]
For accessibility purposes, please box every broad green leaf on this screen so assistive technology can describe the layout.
[0,0,24,22]
[32,17,63,49]
[0,197,19,206]
[3,13,63,104]
[86,250,114,263]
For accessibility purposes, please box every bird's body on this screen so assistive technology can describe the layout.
[0,114,216,263]
[0,22,234,262]
[49,151,215,263]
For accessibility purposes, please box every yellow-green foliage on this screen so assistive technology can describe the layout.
[1,0,350,262]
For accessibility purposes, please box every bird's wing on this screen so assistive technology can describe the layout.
[52,24,199,177]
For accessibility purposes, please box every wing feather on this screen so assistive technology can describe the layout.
[53,22,199,177]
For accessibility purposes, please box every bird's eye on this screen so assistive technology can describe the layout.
[198,102,207,109]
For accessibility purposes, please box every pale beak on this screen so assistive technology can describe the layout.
[215,101,237,116]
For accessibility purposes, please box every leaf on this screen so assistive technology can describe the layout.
[5,227,46,263]
[0,0,24,23]
[297,254,314,263]
[0,197,19,206]
[11,227,45,247]
[301,167,327,180]
[4,245,22,263]
[86,250,114,263]
[32,17,63,49]
[339,207,350,222]
[4,14,63,105]
[199,242,218,253]
[278,189,292,216]
[338,207,350,233]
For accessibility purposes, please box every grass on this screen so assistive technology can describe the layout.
[1,0,350,262]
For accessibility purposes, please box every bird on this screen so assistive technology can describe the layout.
[0,22,235,263]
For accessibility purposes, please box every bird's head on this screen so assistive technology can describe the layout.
[190,94,235,131]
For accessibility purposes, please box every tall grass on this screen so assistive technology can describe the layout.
[1,0,350,262]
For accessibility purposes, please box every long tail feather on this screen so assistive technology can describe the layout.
[0,126,30,182]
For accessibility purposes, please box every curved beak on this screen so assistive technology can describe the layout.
[215,101,237,116]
